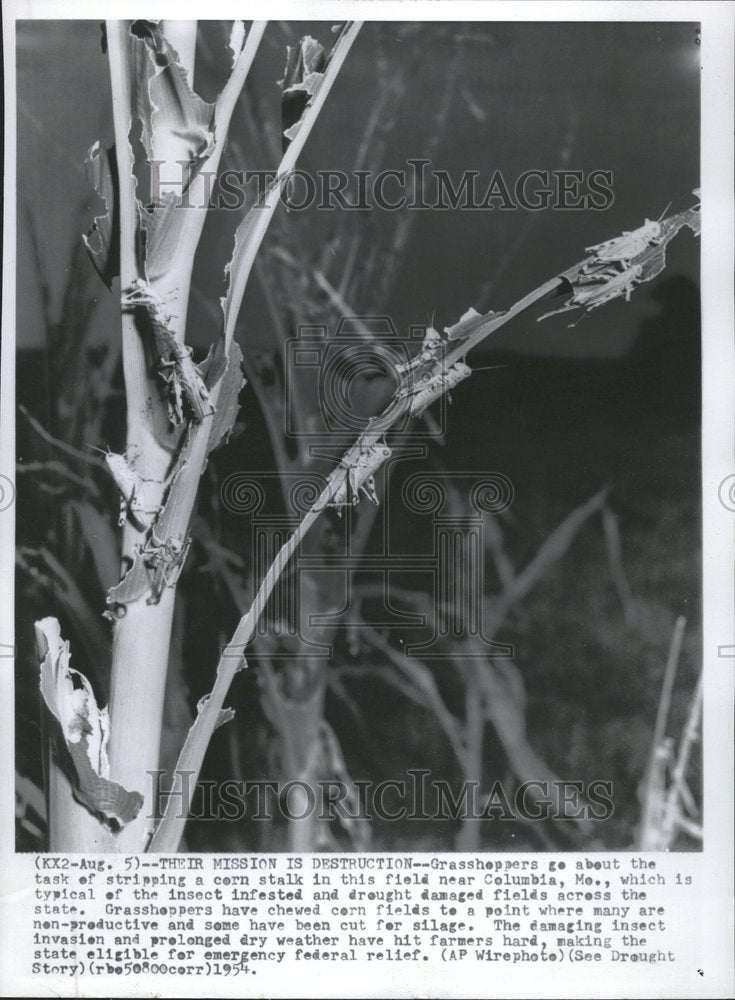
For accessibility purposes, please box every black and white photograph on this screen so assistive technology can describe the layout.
[1,3,733,998]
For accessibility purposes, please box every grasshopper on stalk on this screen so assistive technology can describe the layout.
[99,447,163,531]
[105,526,192,612]
[121,278,214,425]
[139,529,192,605]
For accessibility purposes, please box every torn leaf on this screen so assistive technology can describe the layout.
[228,21,246,65]
[197,694,236,731]
[205,341,245,455]
[539,264,644,323]
[280,36,327,150]
[131,20,216,190]
[138,192,191,286]
[83,141,119,288]
[107,530,191,610]
[35,617,142,827]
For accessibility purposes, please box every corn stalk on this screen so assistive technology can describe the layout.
[35,19,362,851]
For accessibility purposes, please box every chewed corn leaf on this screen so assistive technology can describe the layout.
[205,341,245,456]
[106,554,151,610]
[138,193,188,286]
[197,694,235,731]
[539,264,644,323]
[280,36,327,149]
[228,21,247,66]
[129,21,217,296]
[83,141,119,288]
[35,617,143,827]
[221,24,360,348]
[130,20,216,186]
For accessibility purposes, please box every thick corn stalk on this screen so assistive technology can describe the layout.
[36,19,362,851]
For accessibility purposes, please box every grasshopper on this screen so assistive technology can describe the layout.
[140,529,192,605]
[102,447,162,530]
[585,206,669,268]
[539,262,645,324]
[121,276,173,316]
[329,440,392,508]
[395,326,442,376]
[573,263,644,310]
[122,278,213,425]
[156,338,213,425]
[398,360,472,417]
[106,529,191,611]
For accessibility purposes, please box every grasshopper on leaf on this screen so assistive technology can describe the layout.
[328,441,392,509]
[584,206,669,268]
[395,326,442,376]
[398,360,472,417]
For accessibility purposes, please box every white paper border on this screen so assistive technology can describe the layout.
[1,4,732,998]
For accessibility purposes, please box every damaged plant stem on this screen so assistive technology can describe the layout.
[36,20,363,852]
[149,198,701,852]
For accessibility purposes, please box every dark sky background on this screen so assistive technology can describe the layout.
[17,20,700,358]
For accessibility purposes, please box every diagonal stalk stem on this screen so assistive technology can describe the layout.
[152,158,699,848]
[149,261,600,850]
